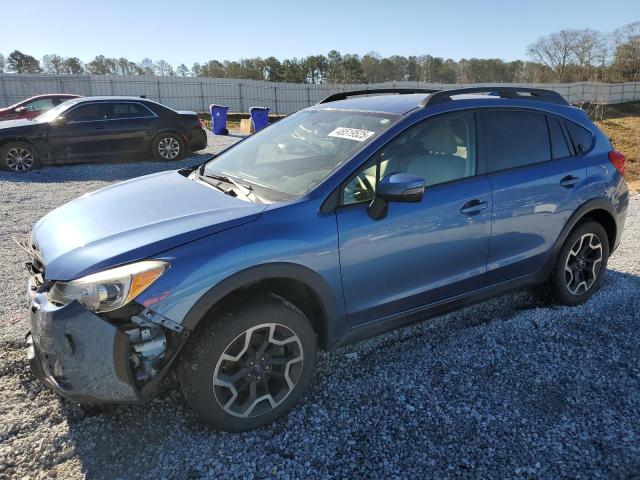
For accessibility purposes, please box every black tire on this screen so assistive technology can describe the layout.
[546,220,609,306]
[151,133,185,161]
[178,293,317,432]
[0,141,40,172]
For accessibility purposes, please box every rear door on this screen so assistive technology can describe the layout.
[481,109,587,283]
[104,102,157,156]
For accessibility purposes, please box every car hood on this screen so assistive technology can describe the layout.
[0,118,37,128]
[31,170,267,280]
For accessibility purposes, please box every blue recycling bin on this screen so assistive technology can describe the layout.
[209,104,229,135]
[250,106,270,132]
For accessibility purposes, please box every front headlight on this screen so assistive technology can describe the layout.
[49,260,168,313]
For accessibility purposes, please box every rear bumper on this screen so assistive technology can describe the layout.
[188,128,208,152]
[27,291,142,404]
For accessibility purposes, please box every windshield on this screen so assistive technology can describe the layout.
[203,109,397,198]
[35,101,77,123]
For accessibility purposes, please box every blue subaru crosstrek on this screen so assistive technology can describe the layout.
[21,87,628,431]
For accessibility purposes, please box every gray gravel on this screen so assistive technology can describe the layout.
[1,134,639,479]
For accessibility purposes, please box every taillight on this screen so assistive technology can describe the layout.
[608,150,627,175]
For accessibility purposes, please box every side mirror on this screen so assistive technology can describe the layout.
[368,173,425,220]
[15,106,27,114]
[52,115,68,125]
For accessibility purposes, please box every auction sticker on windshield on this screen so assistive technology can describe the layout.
[328,127,376,142]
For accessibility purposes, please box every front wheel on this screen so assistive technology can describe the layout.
[0,141,40,172]
[152,133,184,161]
[546,220,609,306]
[178,294,317,431]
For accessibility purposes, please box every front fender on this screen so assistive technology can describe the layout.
[134,202,345,343]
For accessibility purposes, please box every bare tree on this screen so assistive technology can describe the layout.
[63,57,84,74]
[138,58,156,75]
[572,29,605,80]
[154,59,174,76]
[42,54,65,74]
[611,22,640,81]
[527,30,581,81]
[176,64,190,76]
[0,53,5,73]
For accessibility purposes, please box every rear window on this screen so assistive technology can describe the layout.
[484,111,551,172]
[109,102,153,119]
[565,121,593,154]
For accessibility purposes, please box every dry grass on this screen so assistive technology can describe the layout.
[594,102,640,191]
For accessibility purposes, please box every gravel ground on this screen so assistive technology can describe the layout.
[0,134,639,479]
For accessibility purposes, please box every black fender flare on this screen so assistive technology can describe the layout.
[181,262,338,341]
[542,197,618,278]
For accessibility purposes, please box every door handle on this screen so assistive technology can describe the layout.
[460,199,488,215]
[93,125,106,130]
[560,175,579,188]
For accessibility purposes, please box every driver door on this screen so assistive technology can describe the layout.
[47,102,111,162]
[336,111,493,326]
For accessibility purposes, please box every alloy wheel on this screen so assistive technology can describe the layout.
[157,137,180,160]
[564,233,603,295]
[5,147,34,171]
[213,323,304,418]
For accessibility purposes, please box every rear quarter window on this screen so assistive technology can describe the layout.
[565,121,593,154]
[547,117,572,159]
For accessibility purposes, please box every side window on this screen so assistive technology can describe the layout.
[53,97,73,106]
[547,116,572,159]
[109,102,153,119]
[484,110,551,172]
[565,121,593,154]
[342,111,476,205]
[65,103,107,122]
[25,98,55,112]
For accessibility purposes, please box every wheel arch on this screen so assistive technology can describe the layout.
[0,137,40,152]
[181,263,337,350]
[152,129,187,145]
[545,198,618,278]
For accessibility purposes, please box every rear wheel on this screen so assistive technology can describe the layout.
[0,141,40,172]
[152,133,184,161]
[178,294,317,431]
[546,221,609,306]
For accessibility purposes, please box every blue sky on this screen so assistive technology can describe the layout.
[1,0,638,66]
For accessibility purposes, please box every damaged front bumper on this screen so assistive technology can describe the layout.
[27,282,186,404]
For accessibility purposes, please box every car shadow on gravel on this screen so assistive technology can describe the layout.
[0,153,213,184]
[44,269,640,479]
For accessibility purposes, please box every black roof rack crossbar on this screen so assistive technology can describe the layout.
[317,88,441,105]
[420,86,568,107]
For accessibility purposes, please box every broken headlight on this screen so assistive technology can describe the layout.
[48,260,168,313]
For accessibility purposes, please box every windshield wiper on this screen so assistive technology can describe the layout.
[197,170,263,203]
[196,174,238,197]
[201,171,253,191]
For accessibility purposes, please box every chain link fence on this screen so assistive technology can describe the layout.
[1,74,639,114]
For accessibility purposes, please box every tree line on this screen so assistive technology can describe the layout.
[0,22,637,84]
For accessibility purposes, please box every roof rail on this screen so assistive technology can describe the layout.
[420,86,568,107]
[317,88,440,105]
